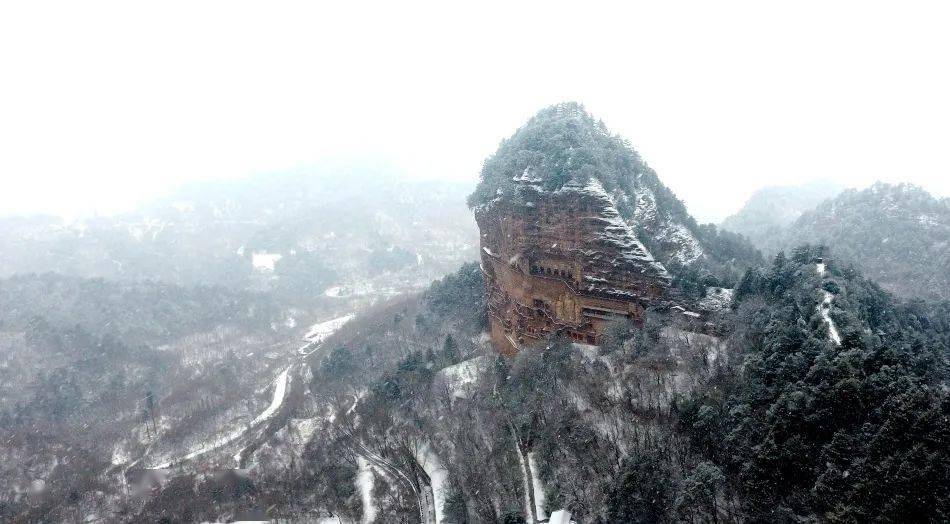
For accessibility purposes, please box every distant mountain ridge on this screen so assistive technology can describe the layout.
[780,182,950,301]
[723,181,950,301]
[0,167,479,304]
[721,180,845,251]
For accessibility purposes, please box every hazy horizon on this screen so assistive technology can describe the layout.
[2,2,948,222]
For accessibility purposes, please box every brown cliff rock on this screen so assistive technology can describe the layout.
[469,102,748,354]
[476,171,682,354]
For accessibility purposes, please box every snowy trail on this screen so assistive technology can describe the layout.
[815,263,841,345]
[150,366,292,469]
[819,292,842,345]
[357,457,377,523]
[233,366,292,464]
[527,452,547,521]
[348,439,429,521]
[343,424,439,524]
[415,443,448,524]
[250,367,291,426]
[144,314,354,469]
[517,447,546,523]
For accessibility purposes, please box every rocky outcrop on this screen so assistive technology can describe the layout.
[476,173,683,353]
[470,103,737,354]
[475,159,704,353]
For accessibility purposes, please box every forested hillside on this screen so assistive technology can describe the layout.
[0,274,303,522]
[263,246,950,522]
[774,183,950,301]
[678,245,950,521]
[4,105,948,523]
[148,242,949,522]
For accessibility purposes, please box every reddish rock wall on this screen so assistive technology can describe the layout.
[476,176,679,354]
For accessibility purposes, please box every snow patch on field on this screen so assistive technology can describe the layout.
[573,343,599,361]
[288,416,322,447]
[305,314,355,344]
[252,252,282,272]
[111,445,131,466]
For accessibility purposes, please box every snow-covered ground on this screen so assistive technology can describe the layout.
[300,314,356,355]
[818,291,842,345]
[151,424,245,469]
[527,452,547,521]
[151,367,292,468]
[415,443,448,524]
[436,356,489,399]
[580,178,665,272]
[517,448,547,522]
[656,222,704,264]
[144,311,356,469]
[815,263,841,345]
[111,445,132,466]
[356,456,377,523]
[251,367,291,426]
[698,287,734,311]
[632,184,705,265]
[251,251,282,272]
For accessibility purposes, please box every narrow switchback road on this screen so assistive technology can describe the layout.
[135,314,355,470]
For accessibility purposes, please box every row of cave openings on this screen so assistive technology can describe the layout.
[517,321,597,346]
[530,264,574,281]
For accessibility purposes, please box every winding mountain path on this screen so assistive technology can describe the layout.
[137,314,354,470]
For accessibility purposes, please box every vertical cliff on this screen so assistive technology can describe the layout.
[470,103,750,354]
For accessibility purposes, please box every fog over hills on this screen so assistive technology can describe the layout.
[0,166,478,302]
[778,182,950,301]
[723,181,950,301]
[1,104,948,523]
[3,2,950,521]
[720,180,845,251]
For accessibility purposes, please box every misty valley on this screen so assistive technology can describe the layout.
[2,103,949,524]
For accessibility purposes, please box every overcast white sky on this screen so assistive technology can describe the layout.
[1,1,948,222]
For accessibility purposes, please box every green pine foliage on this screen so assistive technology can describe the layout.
[678,245,950,521]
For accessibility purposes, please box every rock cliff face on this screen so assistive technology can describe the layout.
[471,103,721,354]
[476,174,679,354]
